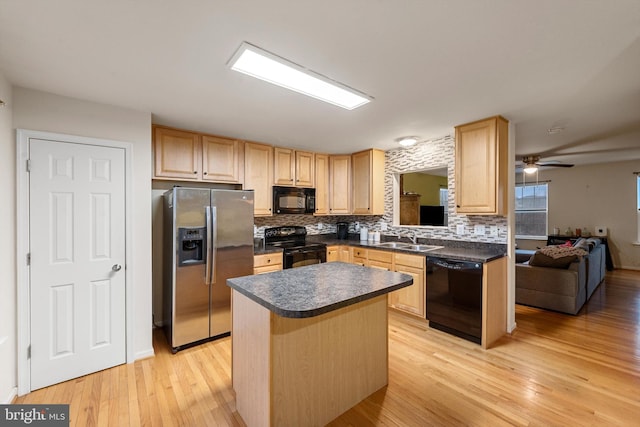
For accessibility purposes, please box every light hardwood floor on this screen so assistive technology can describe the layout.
[14,269,640,426]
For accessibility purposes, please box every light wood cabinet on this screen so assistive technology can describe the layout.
[352,149,385,215]
[153,125,243,184]
[344,246,426,318]
[326,245,351,263]
[455,116,508,215]
[202,135,243,183]
[329,155,352,215]
[367,249,393,271]
[245,142,273,216]
[153,126,201,180]
[253,253,283,274]
[273,147,315,187]
[295,150,315,187]
[390,253,426,318]
[352,248,367,266]
[314,154,329,215]
[482,256,507,349]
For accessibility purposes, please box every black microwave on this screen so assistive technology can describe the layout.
[273,186,315,214]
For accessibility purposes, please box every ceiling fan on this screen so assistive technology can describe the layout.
[517,155,574,174]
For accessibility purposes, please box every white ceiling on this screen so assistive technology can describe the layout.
[1,0,639,166]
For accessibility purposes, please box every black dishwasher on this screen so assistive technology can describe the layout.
[426,257,483,344]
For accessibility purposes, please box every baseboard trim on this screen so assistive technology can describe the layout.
[134,348,155,361]
[618,265,640,271]
[2,387,17,404]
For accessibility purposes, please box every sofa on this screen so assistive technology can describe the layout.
[515,238,606,315]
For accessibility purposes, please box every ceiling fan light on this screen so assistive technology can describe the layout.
[523,165,538,174]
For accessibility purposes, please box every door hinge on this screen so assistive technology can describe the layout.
[27,345,31,359]
[26,159,31,172]
[26,253,31,266]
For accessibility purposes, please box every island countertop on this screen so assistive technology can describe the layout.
[227,262,413,319]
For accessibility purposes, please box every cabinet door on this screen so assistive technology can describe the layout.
[352,149,385,215]
[338,246,352,262]
[329,155,352,214]
[295,151,315,187]
[455,116,507,215]
[314,154,329,215]
[154,127,201,179]
[326,246,339,262]
[274,147,295,186]
[245,142,273,216]
[202,135,243,183]
[390,253,426,318]
[390,265,425,317]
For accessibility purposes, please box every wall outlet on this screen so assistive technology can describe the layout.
[456,224,465,235]
[474,225,486,236]
[490,225,499,236]
[317,222,323,230]
[380,222,388,231]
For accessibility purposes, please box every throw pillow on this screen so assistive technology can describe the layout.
[528,245,588,269]
[529,252,577,269]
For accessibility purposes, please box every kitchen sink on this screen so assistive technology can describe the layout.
[405,244,444,252]
[374,242,412,248]
[374,242,443,252]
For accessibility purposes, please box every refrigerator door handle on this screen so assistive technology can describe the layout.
[205,206,213,285]
[210,206,218,284]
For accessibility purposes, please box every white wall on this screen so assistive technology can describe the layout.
[12,88,154,365]
[516,160,640,269]
[0,74,17,403]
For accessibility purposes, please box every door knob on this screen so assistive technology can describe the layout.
[112,264,122,272]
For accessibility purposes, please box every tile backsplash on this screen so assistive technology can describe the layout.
[255,135,507,244]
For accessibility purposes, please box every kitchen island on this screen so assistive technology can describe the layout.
[227,262,413,427]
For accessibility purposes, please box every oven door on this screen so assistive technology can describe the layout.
[284,248,327,269]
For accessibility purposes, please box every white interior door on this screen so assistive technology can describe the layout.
[29,138,126,390]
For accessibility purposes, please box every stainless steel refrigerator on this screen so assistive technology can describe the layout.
[163,188,254,352]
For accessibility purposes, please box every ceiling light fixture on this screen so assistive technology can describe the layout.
[227,42,373,110]
[397,136,418,147]
[523,165,538,174]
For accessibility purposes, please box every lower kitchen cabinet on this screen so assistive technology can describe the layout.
[389,253,426,318]
[253,253,283,274]
[367,249,393,271]
[352,248,367,266]
[341,246,426,319]
[327,245,351,262]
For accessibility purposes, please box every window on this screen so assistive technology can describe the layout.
[515,183,548,238]
[439,188,448,207]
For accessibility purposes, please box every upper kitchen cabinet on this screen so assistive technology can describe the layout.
[314,153,329,215]
[455,116,508,215]
[352,149,385,215]
[273,147,315,187]
[328,155,352,215]
[245,141,274,216]
[153,126,201,180]
[202,135,243,183]
[153,125,243,184]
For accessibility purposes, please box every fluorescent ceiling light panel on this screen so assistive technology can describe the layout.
[228,42,372,110]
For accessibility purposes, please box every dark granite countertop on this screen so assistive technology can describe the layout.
[306,234,507,263]
[227,262,413,318]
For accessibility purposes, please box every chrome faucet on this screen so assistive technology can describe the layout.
[410,231,418,244]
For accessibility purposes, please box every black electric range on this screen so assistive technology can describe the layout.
[264,226,327,269]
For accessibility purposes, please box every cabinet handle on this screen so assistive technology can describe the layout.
[193,171,198,174]
[204,172,208,175]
